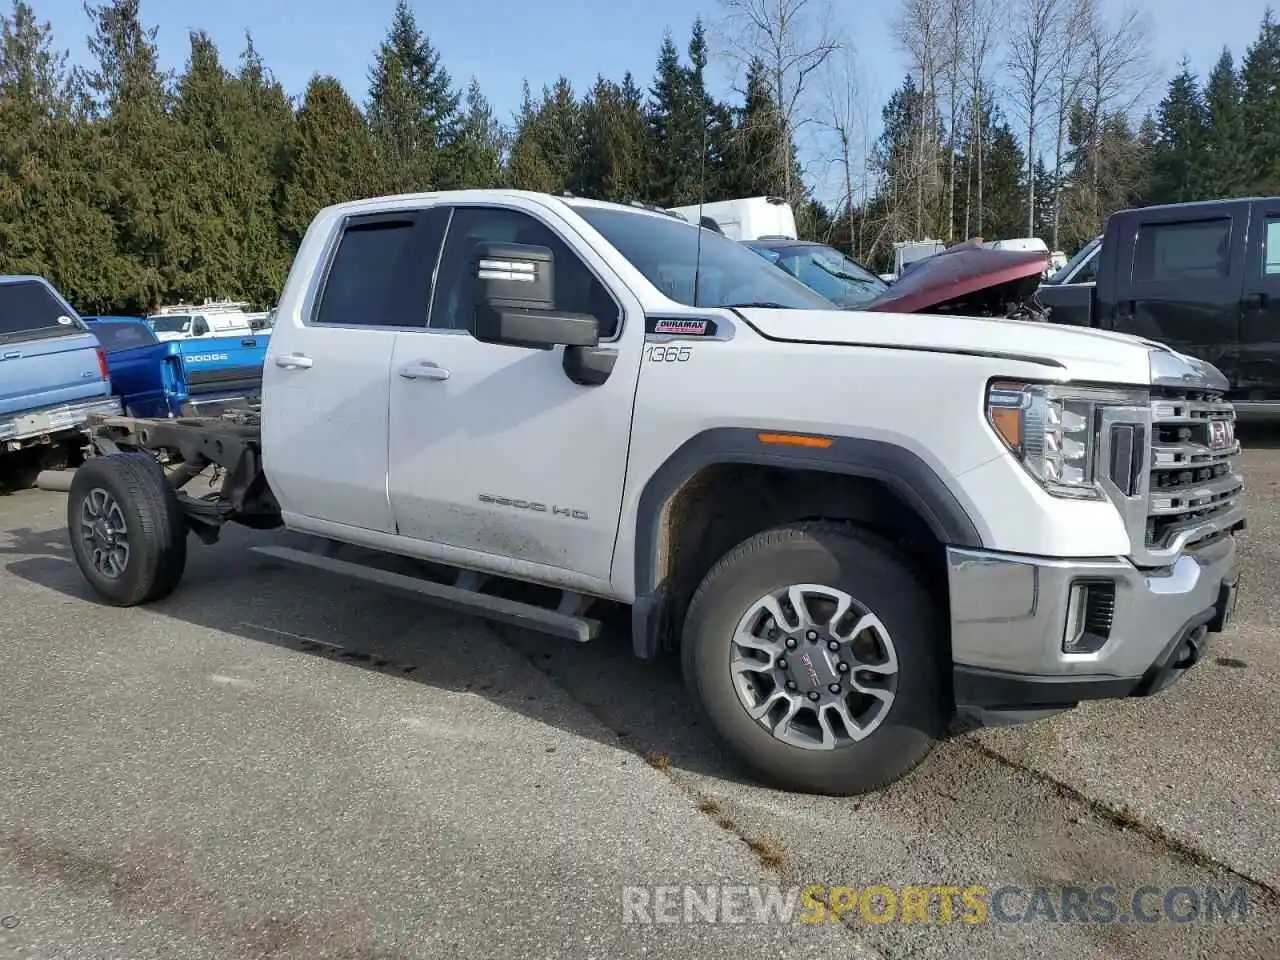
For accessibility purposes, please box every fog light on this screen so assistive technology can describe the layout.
[1063,580,1115,654]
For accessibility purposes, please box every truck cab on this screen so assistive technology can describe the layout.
[1039,198,1280,416]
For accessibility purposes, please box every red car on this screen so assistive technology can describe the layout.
[745,238,1051,321]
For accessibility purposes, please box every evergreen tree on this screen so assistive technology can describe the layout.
[1149,61,1208,204]
[577,73,650,201]
[439,77,504,189]
[982,117,1028,241]
[1201,49,1249,197]
[506,79,555,191]
[1240,9,1280,194]
[234,34,295,304]
[280,75,377,246]
[646,31,696,205]
[366,0,459,192]
[82,0,176,311]
[0,1,117,308]
[724,56,795,200]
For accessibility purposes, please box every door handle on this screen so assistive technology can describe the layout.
[1242,292,1269,311]
[273,353,313,369]
[399,361,450,381]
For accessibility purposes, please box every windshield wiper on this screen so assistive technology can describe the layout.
[724,301,792,309]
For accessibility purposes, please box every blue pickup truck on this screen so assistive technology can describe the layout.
[82,316,270,418]
[0,276,122,486]
[82,317,270,419]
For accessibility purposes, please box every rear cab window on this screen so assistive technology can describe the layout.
[1265,219,1280,277]
[0,279,81,344]
[1132,218,1233,283]
[313,208,449,328]
[92,322,157,352]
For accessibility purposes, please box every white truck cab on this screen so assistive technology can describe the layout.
[147,300,258,342]
[56,189,1244,797]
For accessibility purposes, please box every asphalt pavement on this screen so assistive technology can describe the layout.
[0,439,1277,959]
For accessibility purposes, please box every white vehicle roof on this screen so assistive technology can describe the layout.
[666,196,798,242]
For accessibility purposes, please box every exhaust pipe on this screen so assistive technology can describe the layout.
[35,469,76,492]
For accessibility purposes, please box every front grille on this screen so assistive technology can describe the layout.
[1145,388,1243,551]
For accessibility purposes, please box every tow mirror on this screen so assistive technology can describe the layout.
[471,241,599,350]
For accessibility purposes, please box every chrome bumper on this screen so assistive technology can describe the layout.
[946,536,1238,719]
[0,396,123,447]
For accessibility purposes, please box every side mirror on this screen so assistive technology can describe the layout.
[471,241,599,350]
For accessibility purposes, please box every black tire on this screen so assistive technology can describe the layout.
[681,522,946,796]
[67,453,188,606]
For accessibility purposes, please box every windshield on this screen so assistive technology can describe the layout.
[1049,236,1101,284]
[567,204,835,310]
[747,243,887,308]
[150,314,192,333]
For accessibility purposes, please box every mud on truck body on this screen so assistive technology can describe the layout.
[53,189,1245,796]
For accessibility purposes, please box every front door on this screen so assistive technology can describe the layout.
[1108,209,1245,388]
[1238,199,1280,402]
[385,201,643,582]
[261,208,445,533]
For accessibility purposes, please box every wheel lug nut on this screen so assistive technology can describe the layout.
[785,637,797,649]
[828,683,841,695]
[837,662,850,673]
[786,681,798,691]
[807,691,820,701]
[777,659,788,670]
[827,640,839,652]
[806,630,819,641]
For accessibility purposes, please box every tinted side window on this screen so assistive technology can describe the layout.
[1265,218,1280,277]
[1071,248,1098,284]
[430,206,621,338]
[314,217,423,327]
[1133,218,1231,283]
[93,322,156,352]
[0,280,75,338]
[192,317,210,336]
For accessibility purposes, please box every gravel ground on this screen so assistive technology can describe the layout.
[0,436,1276,959]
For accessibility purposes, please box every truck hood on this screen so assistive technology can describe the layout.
[735,306,1178,385]
[865,243,1048,313]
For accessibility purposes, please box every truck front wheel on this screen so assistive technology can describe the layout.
[681,522,946,795]
[67,453,188,606]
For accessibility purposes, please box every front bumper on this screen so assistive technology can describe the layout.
[946,535,1238,721]
[1,396,124,449]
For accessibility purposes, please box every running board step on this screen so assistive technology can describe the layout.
[251,545,601,642]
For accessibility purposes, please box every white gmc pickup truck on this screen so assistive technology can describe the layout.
[54,190,1245,795]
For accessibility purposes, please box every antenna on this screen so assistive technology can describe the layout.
[692,107,708,308]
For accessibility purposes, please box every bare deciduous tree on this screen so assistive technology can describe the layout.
[1006,0,1066,235]
[817,44,871,256]
[963,0,1002,237]
[715,0,842,204]
[1078,0,1155,222]
[892,0,949,239]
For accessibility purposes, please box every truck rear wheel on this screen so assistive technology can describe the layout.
[67,453,188,606]
[681,522,945,795]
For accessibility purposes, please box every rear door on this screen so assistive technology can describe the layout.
[1238,199,1280,402]
[1105,206,1246,388]
[260,208,445,534]
[0,278,108,418]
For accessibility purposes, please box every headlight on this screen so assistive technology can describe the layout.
[985,381,1147,499]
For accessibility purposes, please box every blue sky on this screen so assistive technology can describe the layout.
[31,0,1279,195]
